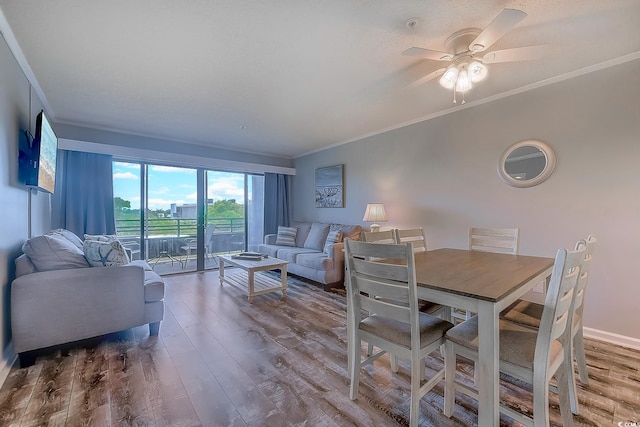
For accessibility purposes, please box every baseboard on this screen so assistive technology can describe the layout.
[0,341,17,387]
[583,327,640,351]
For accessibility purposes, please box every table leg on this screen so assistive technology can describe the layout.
[476,302,500,427]
[219,258,224,285]
[280,264,288,296]
[248,270,255,303]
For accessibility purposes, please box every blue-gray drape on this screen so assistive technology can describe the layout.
[263,173,292,235]
[52,150,115,236]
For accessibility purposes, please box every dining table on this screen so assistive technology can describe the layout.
[411,248,555,427]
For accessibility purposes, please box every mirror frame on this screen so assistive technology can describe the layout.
[497,140,556,188]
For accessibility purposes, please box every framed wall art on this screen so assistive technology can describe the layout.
[315,164,344,208]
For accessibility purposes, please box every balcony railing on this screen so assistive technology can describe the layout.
[115,217,245,260]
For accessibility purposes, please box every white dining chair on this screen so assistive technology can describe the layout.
[452,227,521,322]
[394,227,427,252]
[344,239,453,427]
[394,227,447,318]
[444,244,585,427]
[501,235,597,415]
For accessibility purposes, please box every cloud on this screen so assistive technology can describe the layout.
[113,172,138,179]
[151,186,171,195]
[147,198,187,210]
[150,165,195,174]
[208,176,245,199]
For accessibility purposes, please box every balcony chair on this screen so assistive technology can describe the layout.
[181,224,217,268]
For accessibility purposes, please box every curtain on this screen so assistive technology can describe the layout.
[263,173,292,235]
[52,150,115,236]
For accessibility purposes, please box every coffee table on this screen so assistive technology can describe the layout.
[217,254,289,303]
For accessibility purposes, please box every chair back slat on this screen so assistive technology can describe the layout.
[395,228,427,253]
[469,227,519,255]
[361,230,396,244]
[359,296,412,323]
[351,257,409,283]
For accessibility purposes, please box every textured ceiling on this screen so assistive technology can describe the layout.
[1,0,639,158]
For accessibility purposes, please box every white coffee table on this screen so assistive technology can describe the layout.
[217,254,289,303]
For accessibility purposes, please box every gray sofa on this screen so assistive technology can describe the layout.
[258,222,362,289]
[11,229,164,366]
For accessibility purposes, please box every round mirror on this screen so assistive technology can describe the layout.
[498,140,556,188]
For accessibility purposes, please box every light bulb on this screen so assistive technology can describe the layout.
[455,67,472,92]
[439,66,459,89]
[468,61,488,83]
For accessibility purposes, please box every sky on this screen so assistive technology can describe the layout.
[113,162,247,210]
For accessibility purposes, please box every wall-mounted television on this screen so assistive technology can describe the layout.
[24,110,58,194]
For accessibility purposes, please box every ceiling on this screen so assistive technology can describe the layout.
[1,1,639,159]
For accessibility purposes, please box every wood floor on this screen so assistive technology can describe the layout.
[1,270,639,426]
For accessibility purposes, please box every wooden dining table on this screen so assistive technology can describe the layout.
[412,248,555,427]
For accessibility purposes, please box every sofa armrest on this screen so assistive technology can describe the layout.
[327,242,345,261]
[11,265,146,353]
[264,234,277,244]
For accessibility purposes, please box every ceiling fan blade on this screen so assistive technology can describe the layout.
[402,47,453,61]
[406,67,447,89]
[469,8,527,52]
[482,45,548,63]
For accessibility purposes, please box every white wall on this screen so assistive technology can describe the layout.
[294,58,640,341]
[0,35,51,377]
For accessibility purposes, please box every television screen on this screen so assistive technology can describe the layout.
[27,110,58,193]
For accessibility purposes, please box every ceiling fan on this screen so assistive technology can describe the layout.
[403,8,546,103]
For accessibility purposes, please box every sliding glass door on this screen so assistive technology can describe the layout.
[113,161,263,275]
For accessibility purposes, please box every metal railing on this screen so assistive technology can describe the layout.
[115,217,246,259]
[115,217,245,237]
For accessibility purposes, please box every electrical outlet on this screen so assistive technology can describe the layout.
[532,281,545,294]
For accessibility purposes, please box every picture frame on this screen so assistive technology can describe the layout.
[315,164,344,208]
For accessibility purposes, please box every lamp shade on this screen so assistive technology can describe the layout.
[363,203,387,222]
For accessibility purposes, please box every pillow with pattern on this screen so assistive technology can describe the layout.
[275,226,297,247]
[83,239,130,267]
[84,234,118,242]
[324,230,343,254]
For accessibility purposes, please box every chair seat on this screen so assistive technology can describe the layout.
[360,312,453,350]
[446,316,563,371]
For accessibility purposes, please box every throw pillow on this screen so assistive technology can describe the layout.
[275,226,297,247]
[303,222,331,251]
[83,239,131,267]
[46,228,84,249]
[84,233,118,242]
[323,230,343,254]
[22,234,91,271]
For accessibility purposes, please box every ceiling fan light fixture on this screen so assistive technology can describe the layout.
[439,66,459,89]
[468,61,488,82]
[455,67,472,92]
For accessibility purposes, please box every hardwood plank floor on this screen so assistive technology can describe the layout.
[1,270,639,426]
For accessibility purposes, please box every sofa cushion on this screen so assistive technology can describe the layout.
[144,271,165,302]
[324,230,343,254]
[296,253,334,271]
[276,247,320,263]
[22,234,90,271]
[330,223,363,241]
[83,239,131,267]
[275,226,297,246]
[294,222,312,248]
[304,223,331,251]
[258,244,280,258]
